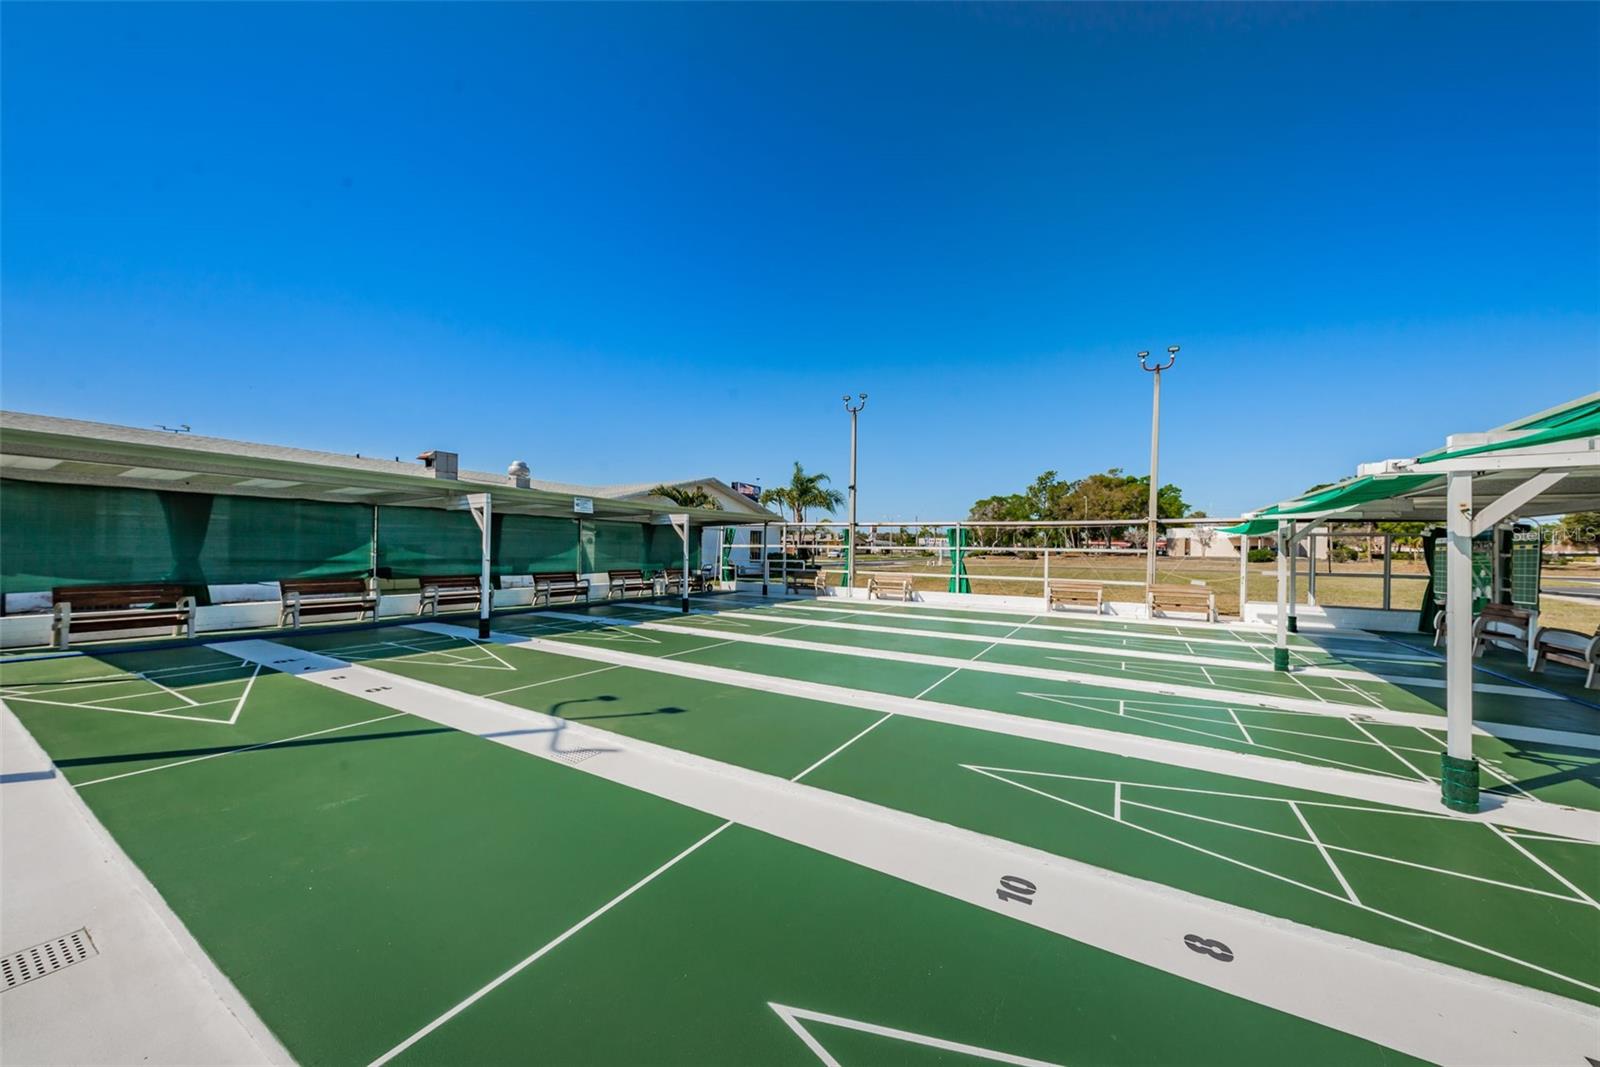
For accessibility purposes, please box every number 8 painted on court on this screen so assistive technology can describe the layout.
[1183,934,1234,962]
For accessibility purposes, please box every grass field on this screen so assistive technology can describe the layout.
[3,591,1596,1065]
[812,550,1600,631]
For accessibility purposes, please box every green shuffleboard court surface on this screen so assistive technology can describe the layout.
[3,592,1597,1065]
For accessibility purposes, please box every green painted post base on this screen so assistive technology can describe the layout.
[1440,754,1481,812]
[1287,615,1298,634]
[1272,646,1290,672]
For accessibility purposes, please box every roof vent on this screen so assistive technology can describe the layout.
[507,460,531,489]
[417,450,459,480]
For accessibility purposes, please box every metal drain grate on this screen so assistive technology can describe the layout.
[2,928,97,992]
[549,748,606,766]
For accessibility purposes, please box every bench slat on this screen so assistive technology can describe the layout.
[1046,579,1103,614]
[52,583,196,648]
[1147,585,1216,623]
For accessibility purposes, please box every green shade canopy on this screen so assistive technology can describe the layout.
[1417,397,1600,464]
[1239,473,1441,524]
[1219,519,1279,536]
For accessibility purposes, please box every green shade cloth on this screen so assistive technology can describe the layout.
[646,525,698,571]
[376,507,480,577]
[494,515,580,575]
[1261,474,1439,518]
[1,479,372,593]
[1236,473,1441,526]
[1219,519,1279,536]
[1417,398,1600,463]
[590,521,646,571]
[2,478,704,595]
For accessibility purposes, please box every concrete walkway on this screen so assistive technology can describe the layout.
[0,702,286,1066]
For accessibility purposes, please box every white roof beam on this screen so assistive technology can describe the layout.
[1470,471,1568,537]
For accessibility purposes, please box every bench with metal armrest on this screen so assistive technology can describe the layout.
[661,567,707,595]
[1433,603,1535,658]
[607,569,655,599]
[867,574,915,601]
[533,572,590,603]
[52,583,197,649]
[1146,584,1216,623]
[784,570,828,594]
[280,578,379,629]
[1532,626,1599,689]
[418,574,489,617]
[1046,579,1103,614]
[1472,603,1533,659]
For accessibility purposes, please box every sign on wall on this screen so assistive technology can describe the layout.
[573,497,594,515]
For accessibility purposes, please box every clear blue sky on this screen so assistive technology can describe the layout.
[4,3,1596,521]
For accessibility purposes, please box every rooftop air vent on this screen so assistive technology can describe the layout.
[417,450,459,480]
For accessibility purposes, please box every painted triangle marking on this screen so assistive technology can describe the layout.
[768,1003,1063,1067]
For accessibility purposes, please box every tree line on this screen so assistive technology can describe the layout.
[966,469,1194,548]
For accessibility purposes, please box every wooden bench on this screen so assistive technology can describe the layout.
[279,577,378,629]
[418,574,488,617]
[785,570,827,594]
[1046,579,1103,614]
[52,583,196,648]
[1472,603,1533,659]
[533,572,590,603]
[1532,626,1599,689]
[1147,584,1216,623]
[661,568,707,595]
[607,569,655,599]
[867,575,915,601]
[1434,603,1535,658]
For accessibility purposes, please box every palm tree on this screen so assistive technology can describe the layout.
[760,461,844,525]
[648,484,721,510]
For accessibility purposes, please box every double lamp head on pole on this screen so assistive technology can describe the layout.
[1138,345,1180,374]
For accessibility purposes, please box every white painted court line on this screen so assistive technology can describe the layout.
[970,767,1598,999]
[674,599,1362,659]
[769,1003,1062,1067]
[664,603,1524,693]
[791,714,894,783]
[212,638,1599,1067]
[484,664,621,698]
[72,712,410,788]
[1290,801,1360,904]
[368,822,735,1067]
[411,622,1599,842]
[529,611,1600,752]
[722,593,1398,649]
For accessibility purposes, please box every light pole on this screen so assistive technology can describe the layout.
[844,393,867,594]
[1139,346,1179,600]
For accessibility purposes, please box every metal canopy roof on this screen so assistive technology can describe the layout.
[0,411,738,524]
[1239,393,1600,525]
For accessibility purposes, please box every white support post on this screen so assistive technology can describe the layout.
[780,524,789,592]
[467,493,492,640]
[1286,523,1299,633]
[1442,471,1479,811]
[1042,548,1050,609]
[1306,530,1318,606]
[1238,533,1248,621]
[1273,522,1290,671]
[761,522,770,597]
[369,506,380,594]
[1382,533,1393,611]
[673,513,691,614]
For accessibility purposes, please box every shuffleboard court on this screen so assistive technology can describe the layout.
[465,605,1600,809]
[259,626,1600,1004]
